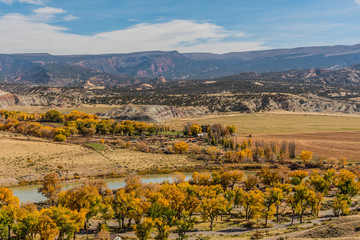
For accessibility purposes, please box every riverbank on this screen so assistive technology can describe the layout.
[2,161,264,189]
[0,131,268,188]
[0,131,202,185]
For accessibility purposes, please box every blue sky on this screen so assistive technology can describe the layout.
[0,0,359,54]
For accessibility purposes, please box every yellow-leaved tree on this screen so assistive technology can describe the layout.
[300,150,313,165]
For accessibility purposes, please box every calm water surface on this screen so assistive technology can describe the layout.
[10,171,256,203]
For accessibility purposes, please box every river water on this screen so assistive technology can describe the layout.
[10,171,256,203]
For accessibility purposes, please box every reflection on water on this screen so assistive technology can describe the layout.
[10,171,256,203]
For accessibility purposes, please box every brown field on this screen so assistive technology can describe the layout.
[0,132,201,186]
[169,112,360,162]
[252,131,360,162]
[169,112,360,135]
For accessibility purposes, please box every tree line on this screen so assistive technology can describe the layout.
[0,166,359,240]
[0,110,169,142]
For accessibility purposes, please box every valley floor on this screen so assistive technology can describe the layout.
[1,110,360,185]
[0,132,201,186]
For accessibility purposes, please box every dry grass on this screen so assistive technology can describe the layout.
[168,112,360,136]
[0,132,200,185]
[251,131,360,162]
[291,215,360,239]
[169,112,360,162]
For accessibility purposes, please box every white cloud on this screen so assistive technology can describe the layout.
[32,7,67,22]
[19,0,46,4]
[0,14,267,54]
[0,0,46,4]
[0,0,13,4]
[355,0,360,6]
[63,15,79,21]
[33,7,65,15]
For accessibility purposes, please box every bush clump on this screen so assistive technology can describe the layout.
[54,134,66,142]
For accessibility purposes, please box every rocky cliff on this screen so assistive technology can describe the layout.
[99,105,207,122]
[2,43,360,84]
[0,90,46,108]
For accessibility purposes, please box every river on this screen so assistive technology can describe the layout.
[10,171,256,203]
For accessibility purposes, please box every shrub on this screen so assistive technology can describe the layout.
[54,134,66,142]
[189,143,202,154]
[173,141,189,154]
[327,157,339,169]
[116,139,126,148]
[125,141,132,149]
[99,139,105,144]
[300,150,313,165]
[189,124,202,136]
[135,142,150,152]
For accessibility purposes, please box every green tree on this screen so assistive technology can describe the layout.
[175,212,195,240]
[226,125,236,135]
[332,194,349,217]
[134,217,154,240]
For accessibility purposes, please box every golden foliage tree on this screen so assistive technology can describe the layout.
[173,142,189,154]
[38,173,62,206]
[300,150,313,165]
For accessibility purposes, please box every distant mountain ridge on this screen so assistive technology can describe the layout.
[1,43,360,86]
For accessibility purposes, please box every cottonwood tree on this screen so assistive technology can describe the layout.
[200,197,228,230]
[263,188,283,227]
[335,169,360,200]
[257,168,280,187]
[286,195,299,226]
[332,194,350,217]
[294,184,315,224]
[113,189,141,229]
[289,170,308,186]
[241,190,264,221]
[58,184,102,229]
[134,217,154,240]
[38,173,62,206]
[244,176,259,191]
[42,206,85,240]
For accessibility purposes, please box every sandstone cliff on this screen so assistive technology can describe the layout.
[99,105,207,122]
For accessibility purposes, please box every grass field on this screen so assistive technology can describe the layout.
[252,131,360,162]
[169,112,360,162]
[84,143,107,151]
[0,132,201,186]
[168,112,360,136]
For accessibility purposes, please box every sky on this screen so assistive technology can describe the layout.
[0,0,360,54]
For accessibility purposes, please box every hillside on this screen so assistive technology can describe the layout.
[1,55,360,114]
[1,44,360,85]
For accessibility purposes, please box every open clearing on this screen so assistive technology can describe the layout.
[170,112,360,162]
[168,112,360,135]
[252,131,360,162]
[0,132,200,186]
